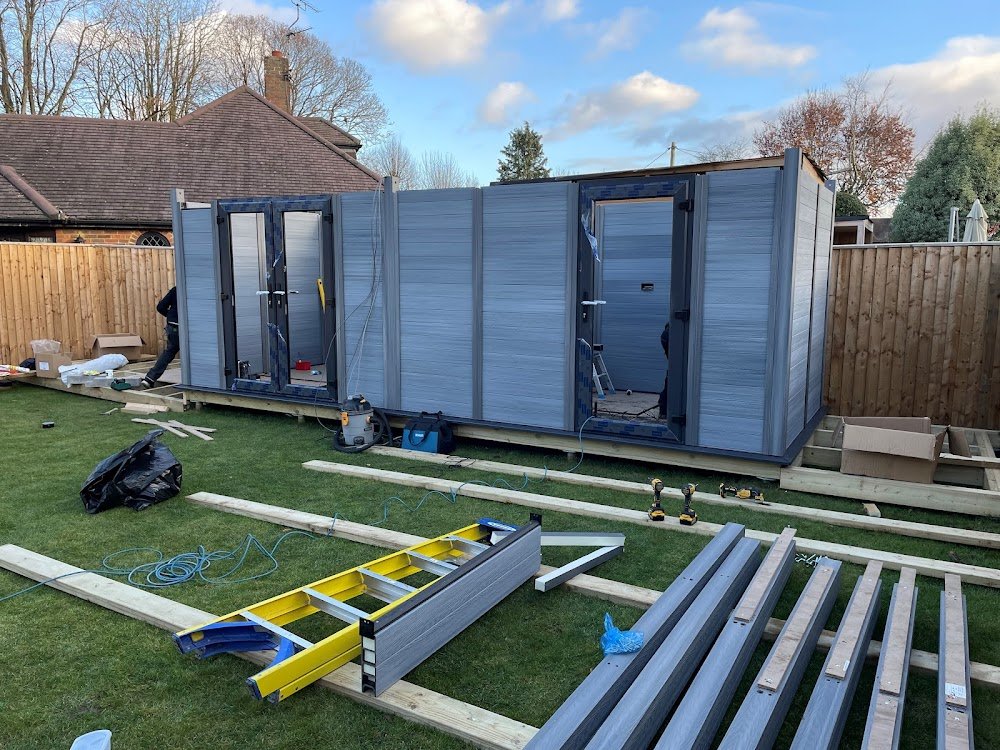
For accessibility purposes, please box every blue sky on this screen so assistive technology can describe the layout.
[228,0,1000,182]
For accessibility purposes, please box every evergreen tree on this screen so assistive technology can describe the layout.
[497,121,550,181]
[891,110,1000,242]
[835,192,868,217]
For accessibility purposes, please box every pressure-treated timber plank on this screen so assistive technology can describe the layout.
[790,562,882,750]
[719,559,842,750]
[583,539,761,750]
[974,429,1000,492]
[0,545,536,750]
[303,462,1000,587]
[862,568,917,750]
[523,525,746,750]
[131,418,188,437]
[369,447,1000,549]
[939,574,974,749]
[657,528,796,750]
[185,491,1000,689]
[780,465,1000,517]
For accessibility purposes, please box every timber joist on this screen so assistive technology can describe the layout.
[302,461,1000,588]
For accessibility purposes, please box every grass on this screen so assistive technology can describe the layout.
[0,384,997,749]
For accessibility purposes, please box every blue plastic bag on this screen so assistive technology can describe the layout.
[599,612,644,655]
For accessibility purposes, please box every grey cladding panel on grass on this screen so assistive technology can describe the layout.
[695,168,779,453]
[397,189,475,416]
[180,207,224,389]
[481,182,573,429]
[362,522,541,696]
[596,199,672,393]
[340,191,385,404]
[786,175,819,444]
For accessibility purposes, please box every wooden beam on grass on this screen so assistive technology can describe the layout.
[0,544,537,750]
[302,462,1000,588]
[131,417,187,437]
[939,575,974,749]
[779,466,1000,517]
[973,430,1000,492]
[185,492,1000,690]
[365,447,1000,550]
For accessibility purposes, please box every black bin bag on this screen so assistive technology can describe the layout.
[81,429,182,513]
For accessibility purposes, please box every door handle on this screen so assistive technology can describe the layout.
[272,290,300,296]
[255,291,270,296]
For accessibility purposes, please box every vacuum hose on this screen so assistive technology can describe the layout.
[332,406,392,454]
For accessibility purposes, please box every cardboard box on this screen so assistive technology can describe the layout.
[34,352,73,378]
[837,416,945,483]
[90,333,144,362]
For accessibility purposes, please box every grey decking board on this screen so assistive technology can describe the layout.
[583,537,762,750]
[718,557,842,750]
[362,522,542,696]
[656,529,796,750]
[861,569,918,750]
[524,523,746,750]
[790,563,883,750]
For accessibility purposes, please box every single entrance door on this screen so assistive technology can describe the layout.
[595,198,672,393]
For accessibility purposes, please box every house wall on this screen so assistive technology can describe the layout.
[54,227,173,245]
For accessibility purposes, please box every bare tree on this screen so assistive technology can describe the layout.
[0,0,105,114]
[211,13,388,143]
[694,137,753,162]
[362,133,418,189]
[80,0,219,121]
[754,74,915,210]
[418,150,478,189]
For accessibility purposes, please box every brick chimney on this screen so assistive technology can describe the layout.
[263,51,291,112]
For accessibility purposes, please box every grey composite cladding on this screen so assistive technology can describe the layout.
[230,213,267,374]
[360,521,541,696]
[179,207,224,389]
[283,212,325,364]
[694,168,779,454]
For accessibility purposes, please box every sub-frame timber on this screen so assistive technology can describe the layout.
[183,492,1000,689]
[583,538,761,750]
[367,446,1000,550]
[718,558,843,750]
[862,567,918,750]
[523,524,746,750]
[657,528,797,750]
[303,461,1000,588]
[790,561,883,750]
[0,545,537,750]
[939,574,974,749]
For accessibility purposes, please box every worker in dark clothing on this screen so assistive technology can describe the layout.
[657,322,670,419]
[142,287,178,388]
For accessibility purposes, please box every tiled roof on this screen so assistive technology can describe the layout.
[298,117,362,148]
[0,87,380,226]
[0,166,51,220]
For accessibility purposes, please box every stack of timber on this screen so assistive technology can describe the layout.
[22,362,187,413]
[785,416,1000,517]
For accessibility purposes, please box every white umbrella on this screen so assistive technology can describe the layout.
[963,198,989,242]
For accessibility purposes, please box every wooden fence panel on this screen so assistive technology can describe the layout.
[824,243,1000,428]
[0,242,175,364]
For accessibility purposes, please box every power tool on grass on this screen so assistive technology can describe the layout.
[719,484,766,504]
[679,483,699,526]
[648,478,666,521]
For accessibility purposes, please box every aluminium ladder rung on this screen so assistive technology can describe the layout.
[407,550,458,576]
[240,610,313,650]
[359,568,418,603]
[446,536,490,556]
[302,587,368,624]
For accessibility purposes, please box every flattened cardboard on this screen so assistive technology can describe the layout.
[34,352,73,378]
[839,416,945,484]
[947,427,973,457]
[90,333,143,362]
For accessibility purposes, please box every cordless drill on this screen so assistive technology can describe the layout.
[679,483,698,525]
[648,478,666,521]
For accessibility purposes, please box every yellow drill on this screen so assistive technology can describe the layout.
[679,483,699,525]
[648,478,666,521]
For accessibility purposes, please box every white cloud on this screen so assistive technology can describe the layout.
[478,81,535,125]
[365,0,510,72]
[540,0,578,22]
[682,6,815,71]
[550,71,699,140]
[587,7,648,59]
[871,36,1000,146]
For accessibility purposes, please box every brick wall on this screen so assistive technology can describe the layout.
[54,227,174,245]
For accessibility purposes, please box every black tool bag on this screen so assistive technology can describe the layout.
[402,411,456,454]
[80,430,183,513]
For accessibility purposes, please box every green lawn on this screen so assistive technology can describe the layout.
[0,385,997,749]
